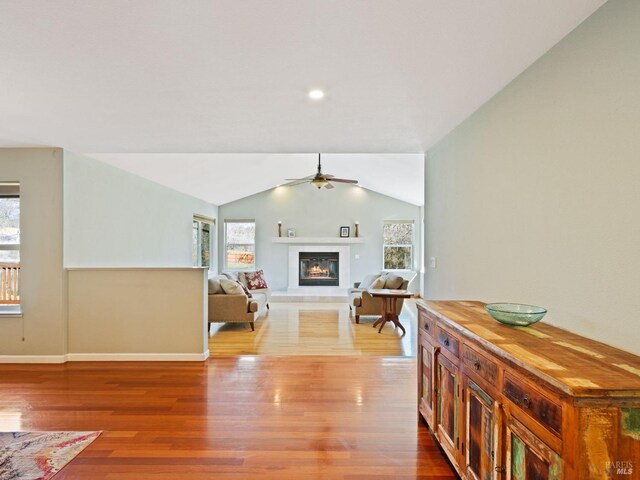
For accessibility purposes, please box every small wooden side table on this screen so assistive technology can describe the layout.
[367,289,412,335]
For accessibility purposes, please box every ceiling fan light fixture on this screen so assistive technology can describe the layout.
[311,178,328,189]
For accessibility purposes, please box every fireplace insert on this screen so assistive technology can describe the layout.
[298,252,339,286]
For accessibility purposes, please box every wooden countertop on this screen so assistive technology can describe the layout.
[418,300,640,398]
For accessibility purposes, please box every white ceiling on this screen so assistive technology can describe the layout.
[88,153,425,206]
[0,1,606,204]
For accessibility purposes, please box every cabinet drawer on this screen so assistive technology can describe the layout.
[462,344,498,385]
[436,325,459,358]
[503,373,562,437]
[418,311,435,338]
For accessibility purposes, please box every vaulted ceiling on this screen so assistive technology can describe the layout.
[88,153,425,205]
[0,0,606,203]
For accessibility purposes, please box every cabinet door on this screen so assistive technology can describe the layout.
[506,416,562,480]
[418,336,436,428]
[436,352,460,459]
[465,379,503,480]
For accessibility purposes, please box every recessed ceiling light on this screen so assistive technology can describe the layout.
[308,89,325,100]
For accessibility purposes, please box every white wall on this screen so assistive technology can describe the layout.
[424,0,640,354]
[219,185,421,291]
[64,151,218,268]
[0,148,66,357]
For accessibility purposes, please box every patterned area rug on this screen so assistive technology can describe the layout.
[0,431,101,480]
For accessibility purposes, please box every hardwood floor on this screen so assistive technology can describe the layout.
[209,301,419,356]
[0,356,457,479]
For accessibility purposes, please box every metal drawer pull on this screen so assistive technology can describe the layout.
[443,338,450,347]
[522,395,532,409]
[473,361,481,371]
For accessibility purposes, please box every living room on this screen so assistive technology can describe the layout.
[1,1,639,478]
[207,155,423,354]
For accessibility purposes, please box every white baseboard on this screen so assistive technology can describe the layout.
[0,351,210,363]
[66,352,210,362]
[0,355,67,364]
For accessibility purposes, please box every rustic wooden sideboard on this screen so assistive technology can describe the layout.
[417,300,640,480]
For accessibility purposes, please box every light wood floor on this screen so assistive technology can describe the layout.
[0,357,457,479]
[209,300,419,356]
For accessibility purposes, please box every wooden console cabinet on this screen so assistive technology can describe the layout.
[417,300,640,480]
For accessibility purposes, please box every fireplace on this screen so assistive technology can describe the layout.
[287,245,350,293]
[299,252,339,286]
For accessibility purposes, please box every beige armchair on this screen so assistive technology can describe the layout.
[348,273,411,324]
[208,290,269,331]
[207,274,270,331]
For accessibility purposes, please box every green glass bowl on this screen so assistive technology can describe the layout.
[485,303,547,327]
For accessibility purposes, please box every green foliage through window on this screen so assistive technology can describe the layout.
[193,217,212,268]
[383,221,413,270]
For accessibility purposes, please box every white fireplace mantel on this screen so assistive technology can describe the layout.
[272,237,364,244]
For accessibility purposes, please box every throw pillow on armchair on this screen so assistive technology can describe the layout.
[384,274,404,290]
[236,280,253,298]
[244,270,268,290]
[221,271,239,282]
[358,273,381,290]
[369,276,386,290]
[220,278,246,296]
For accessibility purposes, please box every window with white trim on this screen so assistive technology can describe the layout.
[0,183,20,310]
[224,220,255,270]
[383,220,413,270]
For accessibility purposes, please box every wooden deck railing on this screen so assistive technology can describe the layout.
[0,264,20,304]
[226,252,255,266]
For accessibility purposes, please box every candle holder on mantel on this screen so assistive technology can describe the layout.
[354,221,359,238]
[278,221,282,238]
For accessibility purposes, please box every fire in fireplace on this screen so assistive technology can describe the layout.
[299,252,339,286]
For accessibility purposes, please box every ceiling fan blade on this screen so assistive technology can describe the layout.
[328,178,358,184]
[284,175,314,181]
[282,179,311,187]
[283,156,354,189]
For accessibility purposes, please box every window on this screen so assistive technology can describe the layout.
[225,220,255,270]
[0,183,20,310]
[193,216,214,268]
[383,220,413,270]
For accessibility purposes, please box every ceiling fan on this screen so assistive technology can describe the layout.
[283,154,359,190]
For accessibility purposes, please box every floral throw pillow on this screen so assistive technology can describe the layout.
[244,270,268,290]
